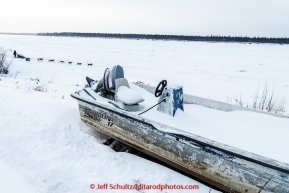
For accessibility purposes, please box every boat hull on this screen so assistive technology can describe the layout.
[71,94,289,193]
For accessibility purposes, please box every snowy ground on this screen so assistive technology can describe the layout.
[1,34,288,108]
[1,34,289,192]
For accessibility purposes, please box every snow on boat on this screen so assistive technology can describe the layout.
[71,66,289,193]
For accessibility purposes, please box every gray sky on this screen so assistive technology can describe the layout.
[1,0,289,37]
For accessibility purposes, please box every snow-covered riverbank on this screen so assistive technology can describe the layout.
[1,34,288,192]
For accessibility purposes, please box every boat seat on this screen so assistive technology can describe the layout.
[115,78,130,93]
[115,78,144,111]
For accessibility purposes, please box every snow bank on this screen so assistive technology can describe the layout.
[0,80,219,193]
[0,160,37,193]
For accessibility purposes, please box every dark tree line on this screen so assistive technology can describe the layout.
[37,32,289,44]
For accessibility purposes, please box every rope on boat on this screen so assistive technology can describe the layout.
[138,98,166,116]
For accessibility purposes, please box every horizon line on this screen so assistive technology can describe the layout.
[1,32,289,39]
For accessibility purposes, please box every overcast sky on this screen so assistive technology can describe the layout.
[1,0,289,37]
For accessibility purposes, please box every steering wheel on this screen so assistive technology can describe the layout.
[155,80,167,97]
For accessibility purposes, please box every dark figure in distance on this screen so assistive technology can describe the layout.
[13,50,17,58]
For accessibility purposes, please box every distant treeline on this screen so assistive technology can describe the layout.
[37,32,289,44]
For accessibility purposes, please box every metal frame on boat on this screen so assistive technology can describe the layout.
[71,84,289,193]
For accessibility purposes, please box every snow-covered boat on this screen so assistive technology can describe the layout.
[71,66,289,193]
